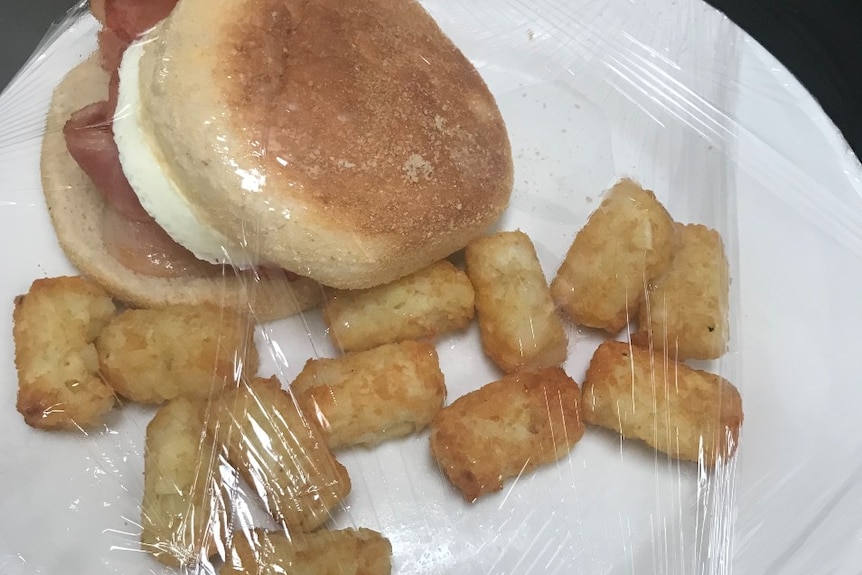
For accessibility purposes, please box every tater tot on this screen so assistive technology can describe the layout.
[465,231,568,372]
[550,179,677,334]
[97,306,259,404]
[323,260,474,352]
[291,341,446,449]
[631,223,730,360]
[582,340,742,466]
[430,367,584,502]
[141,397,228,566]
[207,377,351,531]
[221,527,392,575]
[13,276,116,429]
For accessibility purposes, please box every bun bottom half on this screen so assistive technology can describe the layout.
[39,56,322,321]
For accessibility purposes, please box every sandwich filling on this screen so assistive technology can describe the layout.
[114,37,258,267]
[63,0,272,278]
[61,0,513,288]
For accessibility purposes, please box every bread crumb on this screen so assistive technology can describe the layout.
[402,153,434,183]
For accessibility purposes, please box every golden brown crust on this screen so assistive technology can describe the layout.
[631,223,730,360]
[291,341,446,449]
[222,527,392,575]
[13,276,117,430]
[221,0,511,237]
[97,305,259,404]
[322,260,475,353]
[141,0,513,288]
[550,179,677,334]
[40,56,322,321]
[581,341,743,466]
[465,230,568,372]
[141,397,228,566]
[429,367,584,502]
[206,376,351,531]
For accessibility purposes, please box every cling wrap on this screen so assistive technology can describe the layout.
[0,0,753,573]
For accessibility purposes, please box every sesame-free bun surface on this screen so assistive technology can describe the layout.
[138,0,513,289]
[40,56,322,321]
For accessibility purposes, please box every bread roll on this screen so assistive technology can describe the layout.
[136,0,513,288]
[40,57,322,321]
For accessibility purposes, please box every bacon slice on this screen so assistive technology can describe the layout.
[104,0,180,43]
[102,205,217,277]
[102,207,297,279]
[107,68,120,112]
[97,27,129,73]
[63,100,151,221]
[64,0,287,279]
[70,0,176,223]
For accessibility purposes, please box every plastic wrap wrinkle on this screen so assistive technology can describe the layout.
[727,41,862,258]
[0,0,758,573]
[682,38,862,571]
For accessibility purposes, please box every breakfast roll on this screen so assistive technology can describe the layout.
[582,340,743,465]
[323,260,475,352]
[465,230,568,372]
[430,367,584,502]
[207,377,351,532]
[291,341,446,449]
[550,179,677,334]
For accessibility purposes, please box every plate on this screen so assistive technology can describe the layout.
[725,34,862,574]
[1,0,859,573]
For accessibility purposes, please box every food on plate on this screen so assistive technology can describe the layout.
[429,366,584,502]
[465,230,568,372]
[13,276,116,429]
[42,54,321,321]
[96,305,258,404]
[207,377,351,532]
[42,0,512,316]
[631,223,730,360]
[323,260,475,353]
[221,527,392,575]
[141,396,228,566]
[582,340,743,465]
[292,341,446,449]
[550,179,677,334]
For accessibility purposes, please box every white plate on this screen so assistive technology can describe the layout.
[1,0,860,573]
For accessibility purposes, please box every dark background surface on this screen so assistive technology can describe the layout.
[1,0,861,159]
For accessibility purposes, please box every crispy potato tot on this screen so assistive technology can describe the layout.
[221,527,392,575]
[582,341,742,465]
[13,276,116,429]
[430,367,584,502]
[323,260,474,352]
[632,224,730,360]
[142,397,228,566]
[207,377,350,531]
[292,341,446,449]
[550,179,677,334]
[97,305,258,404]
[465,231,567,372]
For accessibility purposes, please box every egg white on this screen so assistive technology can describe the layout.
[114,38,258,267]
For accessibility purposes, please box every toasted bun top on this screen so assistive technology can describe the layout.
[41,56,322,321]
[136,0,513,288]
